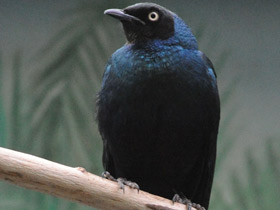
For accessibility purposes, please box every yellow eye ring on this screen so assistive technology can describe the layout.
[148,11,159,21]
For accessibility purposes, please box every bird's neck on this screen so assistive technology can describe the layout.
[173,16,198,50]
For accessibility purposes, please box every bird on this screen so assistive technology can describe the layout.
[97,3,220,209]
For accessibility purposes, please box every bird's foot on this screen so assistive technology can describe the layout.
[172,194,206,210]
[102,171,140,193]
[116,177,140,193]
[102,171,117,181]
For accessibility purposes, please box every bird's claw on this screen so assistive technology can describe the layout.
[102,171,140,193]
[172,194,192,210]
[172,194,206,210]
[191,203,205,210]
[102,171,117,181]
[117,177,140,193]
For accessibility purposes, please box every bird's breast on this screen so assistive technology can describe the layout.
[111,44,195,79]
[98,46,218,159]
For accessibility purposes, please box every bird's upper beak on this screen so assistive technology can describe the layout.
[104,9,145,25]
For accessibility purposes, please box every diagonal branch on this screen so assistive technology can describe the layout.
[0,147,192,210]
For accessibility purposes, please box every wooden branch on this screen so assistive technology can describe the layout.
[0,147,193,210]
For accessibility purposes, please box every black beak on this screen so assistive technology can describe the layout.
[104,9,145,25]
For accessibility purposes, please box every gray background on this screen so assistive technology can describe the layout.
[0,0,279,208]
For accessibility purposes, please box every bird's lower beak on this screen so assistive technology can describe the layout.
[104,9,145,25]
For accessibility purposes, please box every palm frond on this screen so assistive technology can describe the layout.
[0,53,6,146]
[2,52,23,150]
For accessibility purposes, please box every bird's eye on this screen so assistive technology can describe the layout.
[148,11,159,22]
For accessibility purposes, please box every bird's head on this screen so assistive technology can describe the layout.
[104,3,198,49]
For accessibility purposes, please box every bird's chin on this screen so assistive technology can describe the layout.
[122,26,143,43]
[124,33,139,43]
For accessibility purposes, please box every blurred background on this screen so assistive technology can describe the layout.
[0,0,279,209]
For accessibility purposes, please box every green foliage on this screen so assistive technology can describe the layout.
[0,54,6,146]
[214,138,280,210]
[0,1,279,210]
[8,52,23,149]
[209,139,280,210]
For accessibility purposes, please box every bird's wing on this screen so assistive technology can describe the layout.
[199,51,217,79]
[102,139,116,175]
[101,58,113,88]
[98,60,116,174]
[183,51,219,206]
